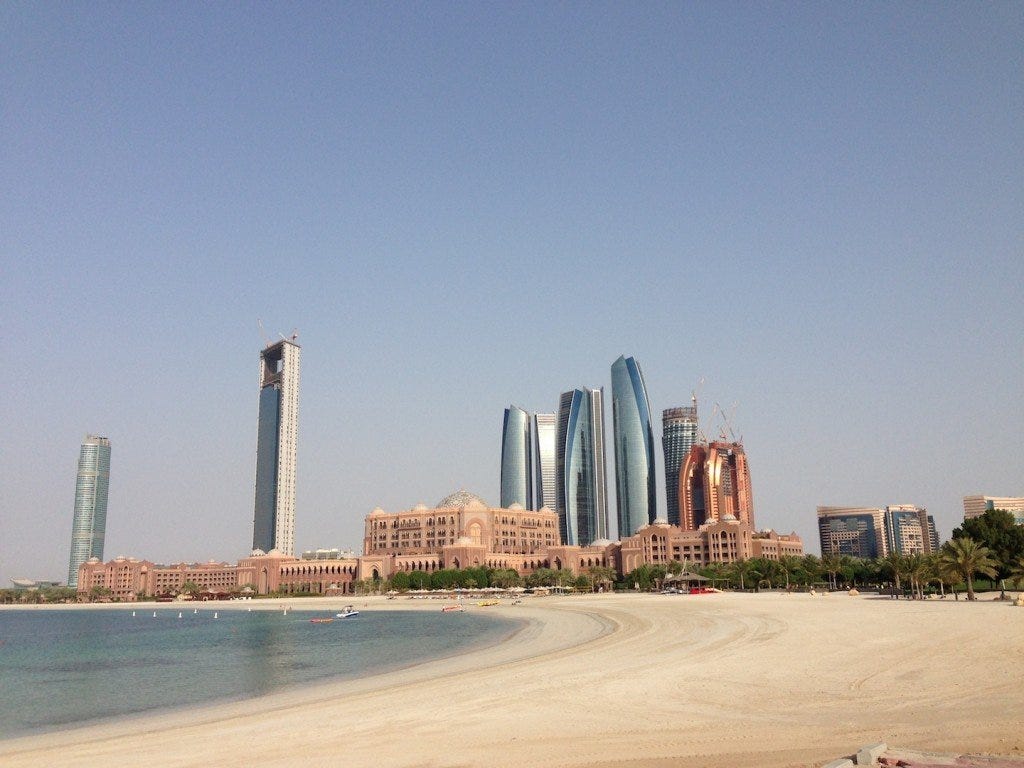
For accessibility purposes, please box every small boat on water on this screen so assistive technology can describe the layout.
[310,617,334,624]
[442,604,464,613]
[336,606,359,618]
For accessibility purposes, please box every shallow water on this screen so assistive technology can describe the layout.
[0,607,517,739]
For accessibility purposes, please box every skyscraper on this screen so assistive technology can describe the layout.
[679,441,754,530]
[533,412,557,510]
[817,506,888,559]
[885,505,934,555]
[556,388,608,546]
[253,338,300,556]
[611,355,657,538]
[662,402,698,527]
[68,435,111,587]
[500,406,533,508]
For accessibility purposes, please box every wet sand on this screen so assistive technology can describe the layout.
[1,592,1022,767]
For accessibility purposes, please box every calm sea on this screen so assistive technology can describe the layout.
[0,607,518,739]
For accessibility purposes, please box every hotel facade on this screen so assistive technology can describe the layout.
[963,495,1024,525]
[78,488,802,600]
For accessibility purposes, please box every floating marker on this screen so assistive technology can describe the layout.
[152,611,157,618]
[132,611,136,617]
[213,612,218,619]
[178,612,182,619]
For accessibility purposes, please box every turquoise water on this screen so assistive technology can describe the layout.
[0,607,518,739]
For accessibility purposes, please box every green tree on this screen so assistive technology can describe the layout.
[882,553,908,598]
[729,559,760,591]
[1006,556,1024,595]
[821,555,844,591]
[526,568,558,588]
[388,571,411,592]
[88,586,113,601]
[587,566,616,592]
[952,509,1024,580]
[490,569,523,589]
[938,537,999,601]
[180,581,201,599]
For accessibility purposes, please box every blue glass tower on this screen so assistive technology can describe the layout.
[662,402,698,527]
[500,406,533,508]
[611,356,657,537]
[68,435,111,587]
[556,388,608,546]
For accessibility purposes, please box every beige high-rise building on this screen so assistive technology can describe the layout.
[963,495,1024,525]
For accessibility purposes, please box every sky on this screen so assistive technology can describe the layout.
[2,3,1021,584]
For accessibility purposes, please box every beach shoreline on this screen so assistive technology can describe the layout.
[2,592,1022,767]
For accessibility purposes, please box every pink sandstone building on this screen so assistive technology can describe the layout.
[77,488,801,599]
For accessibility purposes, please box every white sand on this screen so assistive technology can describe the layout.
[1,592,1022,767]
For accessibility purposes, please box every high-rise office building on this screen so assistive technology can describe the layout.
[927,515,941,551]
[253,338,300,556]
[555,388,608,546]
[679,441,754,530]
[884,505,934,555]
[68,435,111,587]
[817,506,888,559]
[963,495,1024,525]
[662,402,698,526]
[500,406,533,508]
[533,413,557,510]
[611,355,657,538]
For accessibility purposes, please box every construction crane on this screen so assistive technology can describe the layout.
[714,402,740,443]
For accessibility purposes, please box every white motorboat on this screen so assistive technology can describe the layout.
[336,605,359,619]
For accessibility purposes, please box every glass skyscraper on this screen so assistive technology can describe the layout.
[253,338,300,556]
[555,388,608,546]
[68,435,111,587]
[533,412,557,510]
[500,405,533,508]
[662,403,698,526]
[611,355,657,538]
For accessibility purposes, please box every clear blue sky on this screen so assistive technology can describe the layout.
[2,3,1021,583]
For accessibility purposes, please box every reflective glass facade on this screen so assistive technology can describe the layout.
[662,405,698,526]
[500,406,533,508]
[611,356,657,538]
[817,508,886,559]
[555,388,608,546]
[252,339,300,555]
[253,385,281,553]
[68,436,111,587]
[532,412,556,510]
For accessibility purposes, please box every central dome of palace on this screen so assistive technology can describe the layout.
[436,489,489,508]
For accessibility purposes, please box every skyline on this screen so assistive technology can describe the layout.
[2,4,1021,583]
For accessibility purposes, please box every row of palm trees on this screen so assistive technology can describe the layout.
[691,536,1021,601]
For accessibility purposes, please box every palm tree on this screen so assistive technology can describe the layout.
[905,554,930,600]
[730,559,760,591]
[777,555,802,590]
[882,553,908,598]
[1007,556,1024,596]
[938,537,999,601]
[821,555,843,591]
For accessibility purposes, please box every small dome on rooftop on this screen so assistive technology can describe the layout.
[590,538,613,547]
[414,503,428,511]
[508,502,524,510]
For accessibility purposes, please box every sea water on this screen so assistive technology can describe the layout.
[0,607,518,739]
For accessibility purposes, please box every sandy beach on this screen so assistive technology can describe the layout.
[1,592,1022,768]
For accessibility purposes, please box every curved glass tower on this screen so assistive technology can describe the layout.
[611,356,656,538]
[500,405,533,508]
[556,388,608,546]
[68,435,111,587]
[662,402,698,526]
